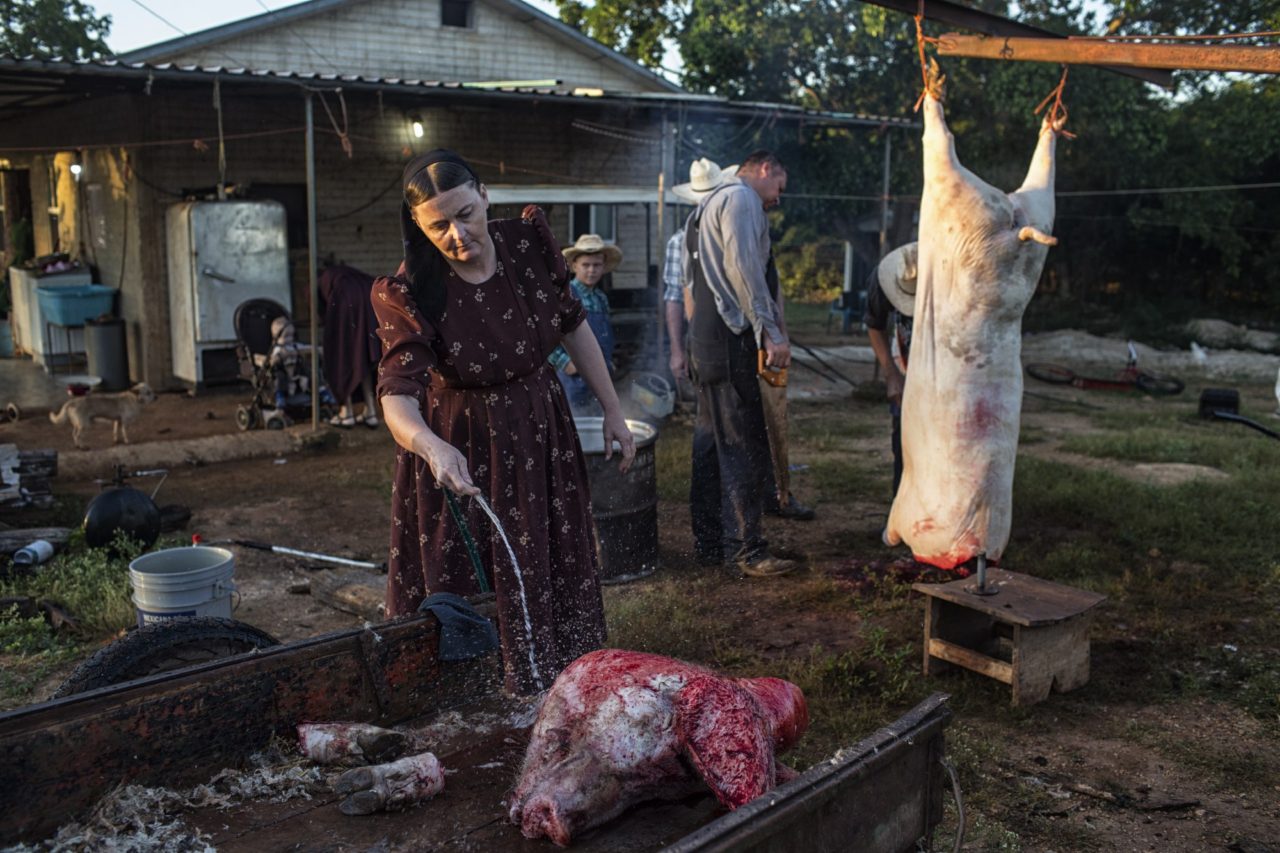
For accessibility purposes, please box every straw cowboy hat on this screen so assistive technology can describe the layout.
[563,233,623,273]
[672,158,739,204]
[877,242,919,317]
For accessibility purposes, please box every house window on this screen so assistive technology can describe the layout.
[569,204,616,243]
[441,0,472,28]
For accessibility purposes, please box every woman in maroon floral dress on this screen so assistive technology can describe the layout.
[373,150,635,695]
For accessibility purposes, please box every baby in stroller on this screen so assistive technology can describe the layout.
[234,298,334,430]
[270,315,314,408]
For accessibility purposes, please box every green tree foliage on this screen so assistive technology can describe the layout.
[0,0,112,60]
[555,0,680,68]
[565,0,1280,319]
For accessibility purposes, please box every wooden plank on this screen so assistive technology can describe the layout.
[310,568,385,621]
[927,638,1013,684]
[937,33,1280,74]
[861,1,1174,87]
[0,614,497,845]
[913,568,1105,627]
[0,528,72,557]
[1012,616,1094,707]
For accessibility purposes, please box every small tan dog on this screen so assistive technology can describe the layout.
[48,383,156,448]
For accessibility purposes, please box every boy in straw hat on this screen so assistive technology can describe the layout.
[864,241,919,498]
[549,233,623,412]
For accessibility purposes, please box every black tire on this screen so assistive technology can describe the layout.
[236,405,258,431]
[1026,363,1076,385]
[1135,373,1185,396]
[52,617,280,698]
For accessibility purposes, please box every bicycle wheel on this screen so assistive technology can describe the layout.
[1135,373,1185,396]
[1026,363,1077,385]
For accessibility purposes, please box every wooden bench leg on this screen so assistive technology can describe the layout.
[1012,617,1092,706]
[923,597,946,676]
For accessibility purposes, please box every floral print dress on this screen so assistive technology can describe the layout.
[371,212,606,694]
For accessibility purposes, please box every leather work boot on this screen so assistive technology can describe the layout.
[735,553,803,578]
[765,494,816,522]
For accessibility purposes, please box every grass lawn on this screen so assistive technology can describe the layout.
[3,370,1277,850]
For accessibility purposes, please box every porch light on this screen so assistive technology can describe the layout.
[70,163,82,179]
[411,117,424,139]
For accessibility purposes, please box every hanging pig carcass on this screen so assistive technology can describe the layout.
[885,63,1064,570]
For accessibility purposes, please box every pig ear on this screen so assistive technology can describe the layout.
[673,675,774,809]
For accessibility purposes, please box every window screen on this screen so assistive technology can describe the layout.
[441,0,472,28]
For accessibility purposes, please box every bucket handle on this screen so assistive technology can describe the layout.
[215,579,241,612]
[637,372,672,395]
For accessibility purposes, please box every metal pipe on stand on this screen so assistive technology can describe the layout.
[967,552,998,596]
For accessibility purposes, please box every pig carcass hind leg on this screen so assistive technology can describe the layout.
[674,675,776,809]
[334,751,445,815]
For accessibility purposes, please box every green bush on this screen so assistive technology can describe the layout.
[0,532,143,650]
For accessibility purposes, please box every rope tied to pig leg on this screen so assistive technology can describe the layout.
[1033,65,1078,139]
[912,4,944,112]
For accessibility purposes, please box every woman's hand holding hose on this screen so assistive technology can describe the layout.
[415,432,480,496]
[383,395,480,496]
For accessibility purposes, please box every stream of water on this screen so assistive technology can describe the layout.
[474,494,544,691]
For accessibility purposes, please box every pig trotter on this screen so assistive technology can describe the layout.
[297,722,412,765]
[334,751,445,816]
[1017,226,1057,246]
[925,57,946,102]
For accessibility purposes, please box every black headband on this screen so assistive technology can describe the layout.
[399,149,481,322]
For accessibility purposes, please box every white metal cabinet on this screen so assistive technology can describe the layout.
[166,201,290,385]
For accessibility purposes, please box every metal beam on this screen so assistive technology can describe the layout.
[305,93,320,432]
[861,0,1175,88]
[938,34,1280,74]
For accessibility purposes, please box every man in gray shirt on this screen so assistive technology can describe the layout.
[687,150,801,577]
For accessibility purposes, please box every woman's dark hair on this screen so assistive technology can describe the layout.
[399,150,482,321]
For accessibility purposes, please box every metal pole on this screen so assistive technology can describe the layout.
[305,93,320,431]
[655,172,665,373]
[878,132,892,260]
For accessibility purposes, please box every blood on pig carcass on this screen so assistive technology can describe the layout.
[508,649,808,847]
[885,61,1064,570]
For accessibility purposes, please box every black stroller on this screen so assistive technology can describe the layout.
[233,298,334,430]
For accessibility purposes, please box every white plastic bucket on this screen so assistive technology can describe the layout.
[129,546,237,626]
[629,373,674,419]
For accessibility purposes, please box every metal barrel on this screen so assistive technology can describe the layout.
[84,316,129,391]
[574,417,659,584]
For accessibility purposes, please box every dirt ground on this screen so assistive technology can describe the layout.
[5,354,1280,852]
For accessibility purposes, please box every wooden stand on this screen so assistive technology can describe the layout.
[912,568,1105,706]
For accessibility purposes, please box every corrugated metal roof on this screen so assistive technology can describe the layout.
[0,56,919,129]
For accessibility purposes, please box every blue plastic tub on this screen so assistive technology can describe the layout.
[36,284,116,327]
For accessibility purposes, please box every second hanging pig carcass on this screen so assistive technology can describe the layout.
[885,65,1065,569]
